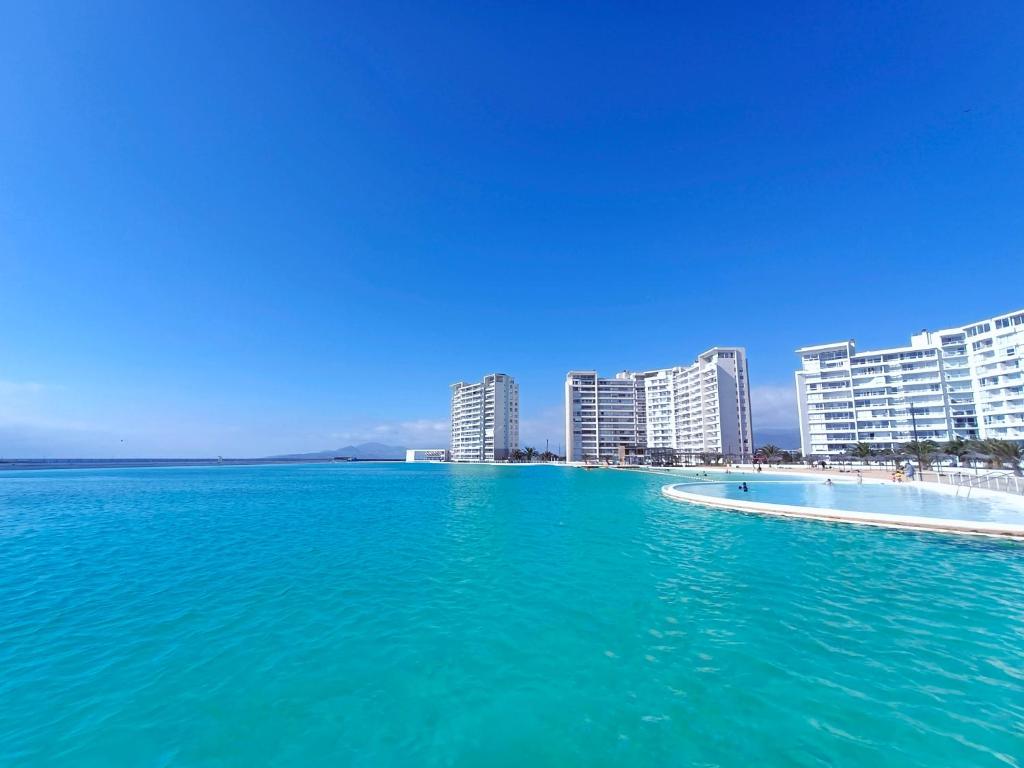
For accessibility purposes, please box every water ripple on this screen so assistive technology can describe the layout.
[1,464,1022,766]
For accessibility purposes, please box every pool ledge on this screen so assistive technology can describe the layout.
[662,484,1024,540]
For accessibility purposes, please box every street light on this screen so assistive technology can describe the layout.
[906,400,921,480]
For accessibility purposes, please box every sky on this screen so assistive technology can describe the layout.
[2,1,1023,457]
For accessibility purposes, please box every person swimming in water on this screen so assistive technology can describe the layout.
[738,482,749,492]
[825,478,833,486]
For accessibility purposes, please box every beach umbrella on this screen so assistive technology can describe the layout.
[963,450,989,475]
[892,453,912,470]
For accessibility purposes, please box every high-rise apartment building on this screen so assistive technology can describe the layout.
[563,371,645,463]
[450,373,519,462]
[565,347,754,463]
[795,309,1024,457]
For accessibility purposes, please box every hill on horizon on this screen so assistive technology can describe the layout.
[269,442,407,460]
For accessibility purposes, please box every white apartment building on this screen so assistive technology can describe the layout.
[563,371,646,463]
[565,347,754,463]
[450,373,519,462]
[795,309,1024,457]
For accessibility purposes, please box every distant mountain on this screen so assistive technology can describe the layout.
[269,442,406,460]
[753,427,801,450]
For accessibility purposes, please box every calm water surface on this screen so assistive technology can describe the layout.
[679,479,1024,523]
[1,464,1022,766]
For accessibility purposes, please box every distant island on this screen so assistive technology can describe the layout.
[268,442,407,461]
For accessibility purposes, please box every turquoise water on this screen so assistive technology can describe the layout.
[2,464,1022,767]
[677,480,1024,524]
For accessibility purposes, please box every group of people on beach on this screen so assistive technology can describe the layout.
[890,463,915,483]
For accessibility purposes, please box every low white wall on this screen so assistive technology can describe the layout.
[661,483,1024,539]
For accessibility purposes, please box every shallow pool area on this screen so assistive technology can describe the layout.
[664,479,1024,536]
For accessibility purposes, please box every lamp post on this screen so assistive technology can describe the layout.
[907,402,922,480]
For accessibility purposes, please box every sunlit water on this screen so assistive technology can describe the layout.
[677,479,1024,523]
[1,464,1022,766]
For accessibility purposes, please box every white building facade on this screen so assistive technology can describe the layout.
[563,371,646,463]
[405,449,449,462]
[565,347,754,463]
[795,309,1024,457]
[450,373,519,462]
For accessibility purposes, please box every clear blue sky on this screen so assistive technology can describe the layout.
[2,2,1023,457]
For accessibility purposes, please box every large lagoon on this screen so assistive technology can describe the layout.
[2,463,1021,766]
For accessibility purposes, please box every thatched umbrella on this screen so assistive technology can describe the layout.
[890,453,912,474]
[963,450,989,475]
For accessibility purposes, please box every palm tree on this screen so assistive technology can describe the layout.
[523,446,537,463]
[510,448,525,463]
[848,442,874,460]
[539,450,556,463]
[902,440,940,477]
[755,444,782,465]
[976,439,1024,476]
[943,437,970,467]
[998,441,1024,477]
